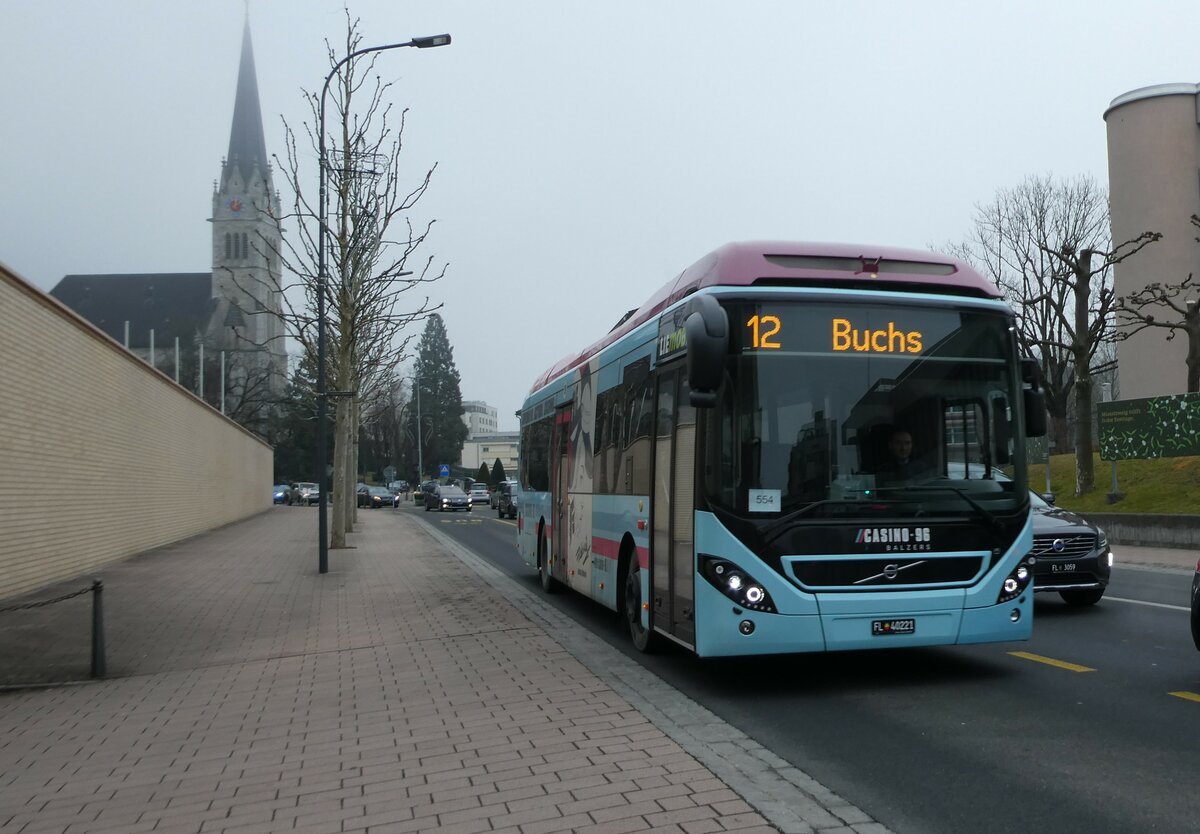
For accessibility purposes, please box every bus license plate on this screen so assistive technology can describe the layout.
[872,618,916,636]
[1050,563,1076,573]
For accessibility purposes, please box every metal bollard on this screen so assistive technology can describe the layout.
[91,579,106,678]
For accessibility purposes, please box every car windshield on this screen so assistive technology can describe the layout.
[704,299,1028,523]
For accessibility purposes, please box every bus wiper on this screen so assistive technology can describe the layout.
[760,499,895,544]
[878,482,1003,531]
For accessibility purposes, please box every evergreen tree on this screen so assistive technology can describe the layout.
[270,356,327,484]
[408,314,468,478]
[476,463,490,485]
[490,458,507,485]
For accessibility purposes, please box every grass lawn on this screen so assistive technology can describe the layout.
[1027,452,1200,515]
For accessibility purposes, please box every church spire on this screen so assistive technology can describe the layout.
[223,16,269,188]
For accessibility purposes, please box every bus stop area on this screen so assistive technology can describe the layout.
[0,510,796,834]
[1,509,1193,834]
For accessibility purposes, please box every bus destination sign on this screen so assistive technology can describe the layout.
[657,307,688,362]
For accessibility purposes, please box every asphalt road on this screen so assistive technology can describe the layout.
[401,501,1200,834]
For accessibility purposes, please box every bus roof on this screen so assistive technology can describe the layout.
[528,241,1000,396]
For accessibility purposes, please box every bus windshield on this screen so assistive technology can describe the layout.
[704,299,1027,522]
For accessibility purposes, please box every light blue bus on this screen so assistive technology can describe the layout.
[515,242,1046,656]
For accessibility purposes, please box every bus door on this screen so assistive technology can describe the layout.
[651,367,697,647]
[549,404,572,585]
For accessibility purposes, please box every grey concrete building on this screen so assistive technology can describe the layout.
[1105,82,1200,399]
[462,399,499,437]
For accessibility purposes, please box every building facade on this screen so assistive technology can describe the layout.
[459,433,519,478]
[461,400,498,437]
[1105,83,1200,399]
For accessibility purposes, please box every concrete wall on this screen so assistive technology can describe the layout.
[1084,512,1200,550]
[0,263,272,601]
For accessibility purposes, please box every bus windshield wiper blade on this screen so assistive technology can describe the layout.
[760,499,894,543]
[877,482,1003,531]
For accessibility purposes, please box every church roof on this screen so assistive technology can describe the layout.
[223,17,270,187]
[50,273,216,348]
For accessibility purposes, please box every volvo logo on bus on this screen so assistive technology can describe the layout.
[1052,538,1066,552]
[855,526,933,552]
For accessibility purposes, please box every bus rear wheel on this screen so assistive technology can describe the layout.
[624,560,655,653]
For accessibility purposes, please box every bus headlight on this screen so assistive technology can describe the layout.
[997,559,1033,604]
[700,555,776,613]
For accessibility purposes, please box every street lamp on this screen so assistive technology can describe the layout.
[316,33,450,574]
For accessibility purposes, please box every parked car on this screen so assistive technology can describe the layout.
[1190,558,1200,651]
[491,479,517,510]
[427,484,470,512]
[272,484,291,505]
[495,481,518,519]
[290,482,319,506]
[468,483,490,505]
[1028,491,1112,605]
[355,483,372,508]
[367,485,397,508]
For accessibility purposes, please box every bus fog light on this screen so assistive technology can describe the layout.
[1010,608,1021,622]
[739,619,755,635]
[745,586,764,604]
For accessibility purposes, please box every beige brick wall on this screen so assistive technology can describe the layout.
[0,264,273,600]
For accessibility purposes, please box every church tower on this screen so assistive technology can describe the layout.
[210,15,286,400]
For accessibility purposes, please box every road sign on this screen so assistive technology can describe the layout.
[439,464,450,478]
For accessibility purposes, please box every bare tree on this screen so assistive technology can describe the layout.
[950,174,1159,496]
[1114,215,1200,393]
[259,10,446,546]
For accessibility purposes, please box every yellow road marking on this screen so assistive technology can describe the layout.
[1168,691,1200,703]
[1008,651,1096,673]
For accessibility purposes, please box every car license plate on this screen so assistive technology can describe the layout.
[1050,563,1076,573]
[872,618,916,636]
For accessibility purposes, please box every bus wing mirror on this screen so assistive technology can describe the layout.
[684,295,728,408]
[1020,358,1047,438]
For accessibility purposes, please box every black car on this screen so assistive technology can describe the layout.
[1029,491,1111,606]
[366,486,397,508]
[1190,558,1200,651]
[415,480,437,505]
[495,481,518,519]
[427,484,470,512]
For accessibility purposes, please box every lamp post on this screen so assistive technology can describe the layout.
[316,33,450,574]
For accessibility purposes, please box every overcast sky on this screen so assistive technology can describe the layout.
[4,1,1199,431]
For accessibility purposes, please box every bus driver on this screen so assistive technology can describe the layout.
[876,427,930,485]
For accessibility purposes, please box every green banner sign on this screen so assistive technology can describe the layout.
[1097,393,1200,460]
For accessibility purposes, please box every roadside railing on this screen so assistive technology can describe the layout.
[0,579,106,684]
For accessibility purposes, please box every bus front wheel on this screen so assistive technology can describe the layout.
[538,532,557,594]
[624,559,655,653]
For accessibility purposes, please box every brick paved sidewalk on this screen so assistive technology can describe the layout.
[0,509,780,834]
